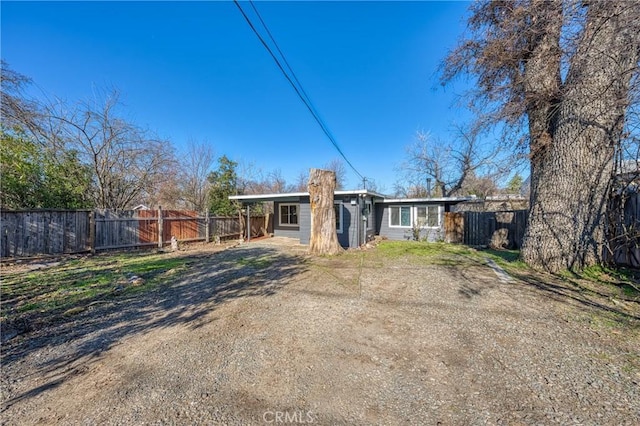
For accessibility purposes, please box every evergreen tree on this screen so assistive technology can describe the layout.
[208,155,241,216]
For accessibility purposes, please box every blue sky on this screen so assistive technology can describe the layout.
[1,0,484,191]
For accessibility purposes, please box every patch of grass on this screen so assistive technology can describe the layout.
[482,249,529,272]
[376,241,475,259]
[376,241,530,272]
[124,258,188,282]
[583,265,640,286]
[235,256,274,269]
[16,302,39,313]
[483,248,520,263]
[1,252,190,323]
[559,264,640,301]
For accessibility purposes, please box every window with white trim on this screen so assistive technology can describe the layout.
[389,205,412,227]
[415,205,440,228]
[334,202,343,234]
[279,203,299,226]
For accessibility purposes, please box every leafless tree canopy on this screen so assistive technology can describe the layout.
[48,91,175,209]
[444,0,640,271]
[177,140,215,211]
[237,162,294,195]
[323,159,348,190]
[396,128,507,198]
[0,60,42,134]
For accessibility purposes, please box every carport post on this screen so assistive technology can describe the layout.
[205,210,210,242]
[246,204,250,242]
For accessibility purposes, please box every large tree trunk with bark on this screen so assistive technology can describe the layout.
[521,2,640,272]
[308,168,343,255]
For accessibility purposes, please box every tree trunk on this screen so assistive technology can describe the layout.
[308,168,343,255]
[521,2,640,272]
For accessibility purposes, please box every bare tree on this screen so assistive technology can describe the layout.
[1,62,94,209]
[143,160,182,209]
[363,177,385,194]
[444,0,640,272]
[396,128,505,197]
[460,171,499,198]
[324,159,348,190]
[178,140,215,212]
[292,171,309,192]
[0,60,41,136]
[49,91,175,209]
[236,162,294,195]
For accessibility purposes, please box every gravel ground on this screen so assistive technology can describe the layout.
[2,238,639,425]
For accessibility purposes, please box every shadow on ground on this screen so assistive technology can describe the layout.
[1,245,307,410]
[509,270,640,322]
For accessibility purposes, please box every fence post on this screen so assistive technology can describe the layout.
[89,210,96,254]
[205,210,210,243]
[157,206,163,249]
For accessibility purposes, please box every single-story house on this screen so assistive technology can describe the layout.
[229,190,472,248]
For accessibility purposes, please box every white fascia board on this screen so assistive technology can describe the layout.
[229,189,387,202]
[381,197,474,203]
[228,192,308,201]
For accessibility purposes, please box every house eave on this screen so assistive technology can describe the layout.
[380,197,475,204]
[229,189,386,203]
[228,192,308,202]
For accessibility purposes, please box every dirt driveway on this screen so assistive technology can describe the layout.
[2,239,639,424]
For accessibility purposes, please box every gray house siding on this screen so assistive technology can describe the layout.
[377,202,444,242]
[365,199,376,242]
[377,204,409,241]
[273,198,447,245]
[299,197,311,245]
[341,201,358,248]
[336,195,378,248]
[273,227,300,239]
[273,201,301,239]
[301,198,353,248]
[335,194,368,248]
[273,196,355,248]
[233,192,466,247]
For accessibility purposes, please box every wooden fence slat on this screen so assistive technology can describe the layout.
[0,210,92,257]
[444,210,529,249]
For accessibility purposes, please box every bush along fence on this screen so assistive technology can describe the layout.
[0,208,269,258]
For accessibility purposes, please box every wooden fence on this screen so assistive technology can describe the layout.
[445,210,528,249]
[1,210,92,257]
[608,191,640,267]
[1,209,266,258]
[446,205,640,268]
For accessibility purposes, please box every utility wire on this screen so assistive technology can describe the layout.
[248,1,326,138]
[233,0,364,181]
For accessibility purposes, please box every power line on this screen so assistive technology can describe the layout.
[233,0,364,181]
[236,0,362,180]
[248,1,324,133]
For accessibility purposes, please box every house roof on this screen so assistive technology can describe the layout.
[229,190,473,204]
[229,189,386,203]
[379,196,475,204]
